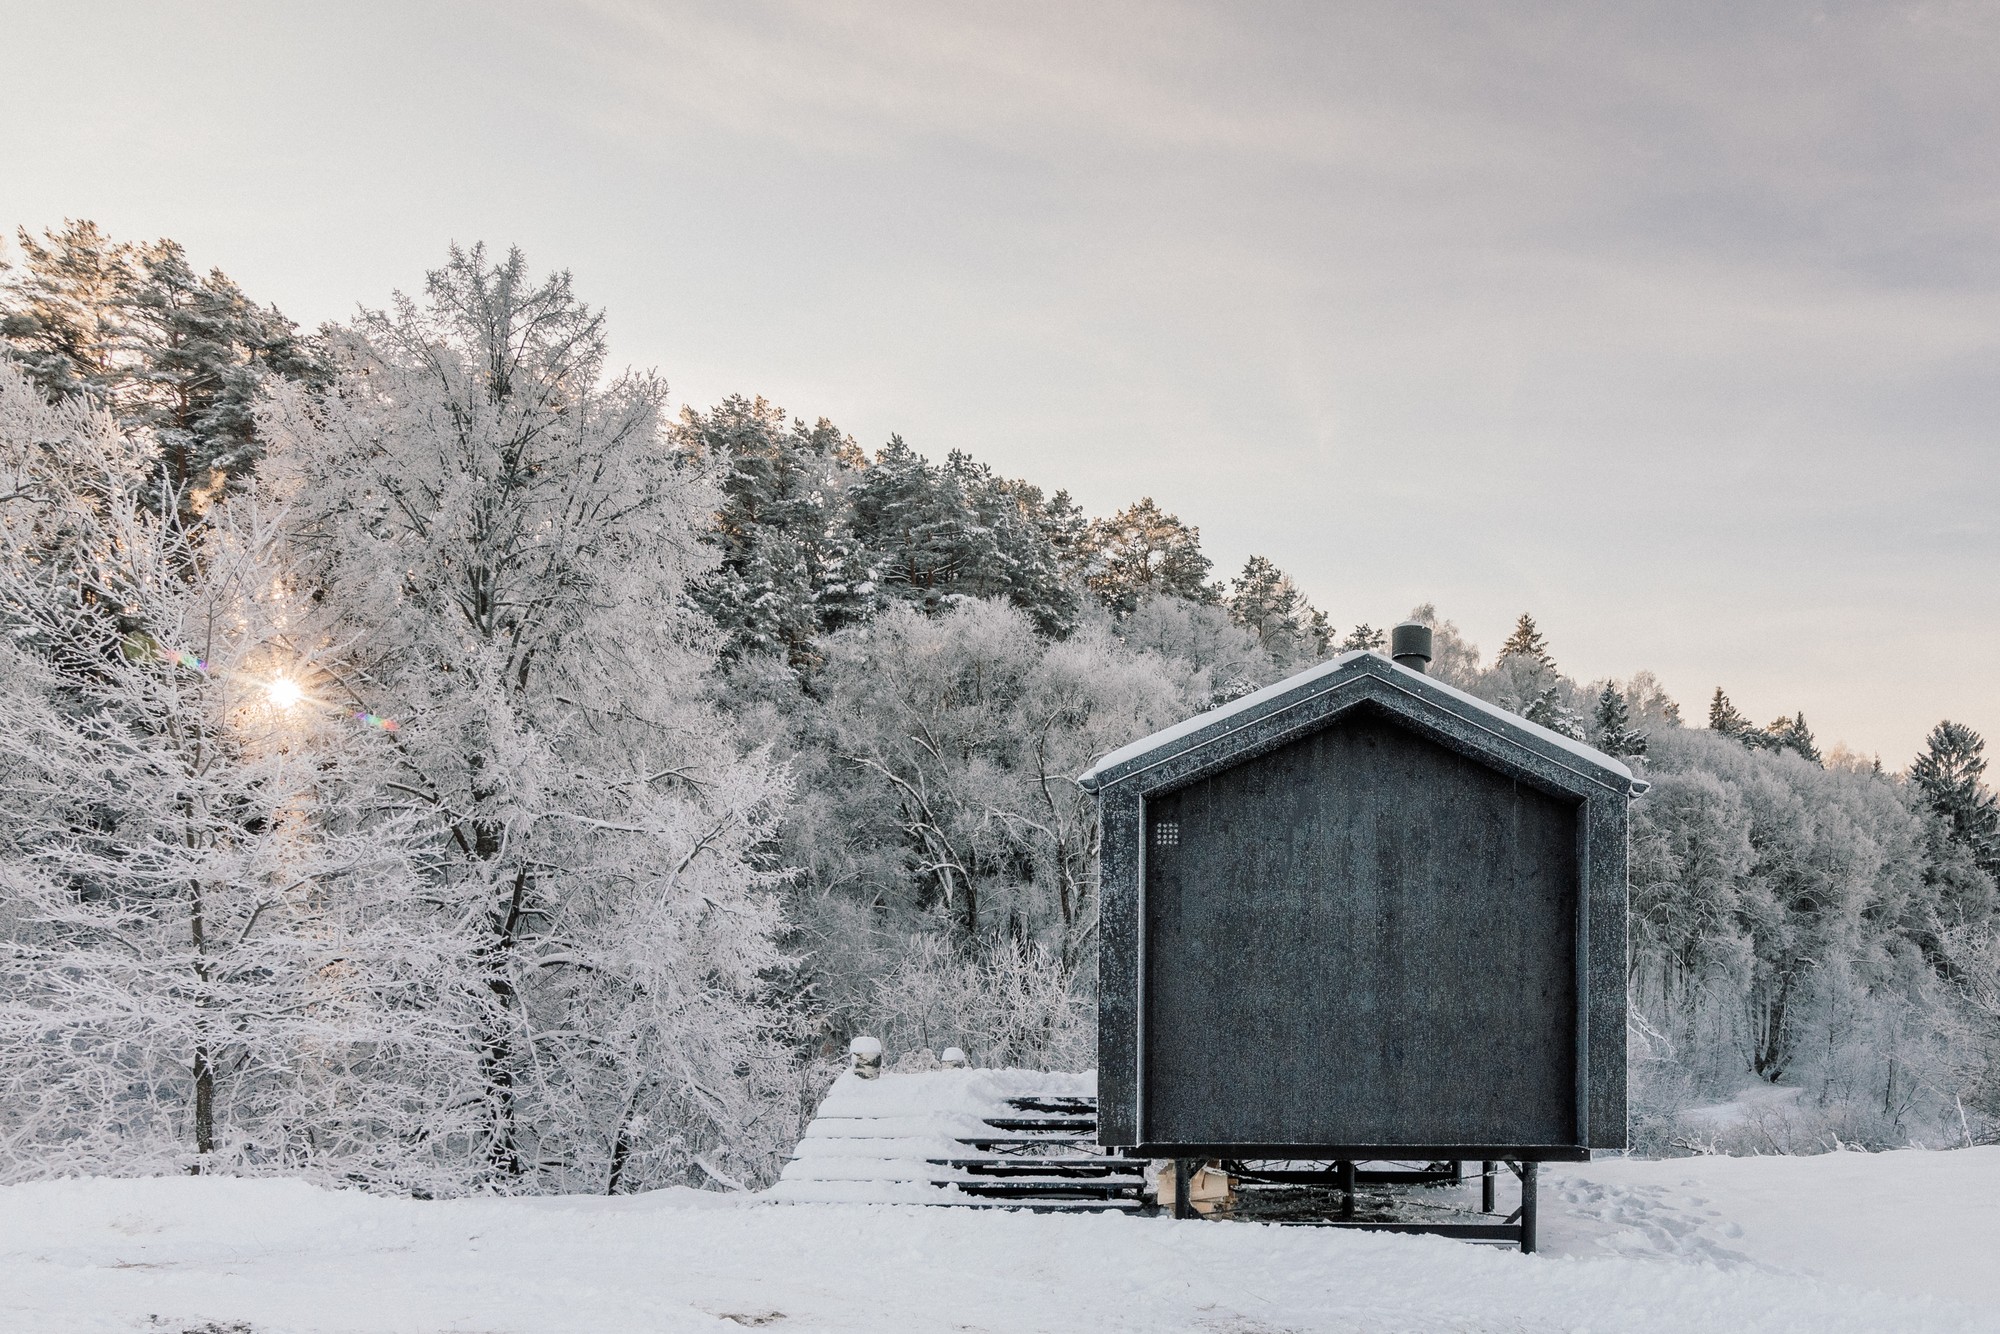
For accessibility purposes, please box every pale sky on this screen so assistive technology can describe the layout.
[4,1,1995,764]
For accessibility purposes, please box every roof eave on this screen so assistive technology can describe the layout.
[1077,652,1641,798]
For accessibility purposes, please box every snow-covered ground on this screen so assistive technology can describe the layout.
[3,1148,1995,1333]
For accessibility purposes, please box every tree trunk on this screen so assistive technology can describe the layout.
[188,876,215,1166]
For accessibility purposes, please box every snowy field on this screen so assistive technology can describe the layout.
[3,1149,1996,1334]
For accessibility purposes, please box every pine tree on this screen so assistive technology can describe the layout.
[1038,488,1091,586]
[674,395,861,666]
[1498,612,1554,668]
[1490,610,1577,730]
[1592,684,1649,758]
[1340,623,1386,652]
[944,452,1078,637]
[0,222,322,512]
[1524,685,1586,740]
[119,239,323,507]
[1225,555,1328,664]
[0,220,132,400]
[1303,607,1333,659]
[1708,687,1754,737]
[1763,712,1822,765]
[836,436,1077,637]
[1911,721,2000,880]
[1079,497,1217,616]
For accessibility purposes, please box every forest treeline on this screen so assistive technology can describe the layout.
[0,225,1995,1197]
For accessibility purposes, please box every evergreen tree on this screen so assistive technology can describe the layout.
[0,221,322,512]
[1490,610,1578,734]
[1340,623,1386,652]
[0,220,131,400]
[1080,497,1216,616]
[1911,721,2000,881]
[840,436,1077,637]
[119,239,324,507]
[1524,685,1586,740]
[1708,687,1755,738]
[1763,712,1822,765]
[942,452,1078,637]
[1593,684,1650,758]
[1498,612,1554,668]
[1225,555,1329,664]
[1038,488,1091,586]
[674,395,862,666]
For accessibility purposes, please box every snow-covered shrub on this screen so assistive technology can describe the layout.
[866,932,1092,1072]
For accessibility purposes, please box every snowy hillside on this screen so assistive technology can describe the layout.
[3,1148,1994,1333]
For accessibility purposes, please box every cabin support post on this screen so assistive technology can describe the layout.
[1172,1158,1194,1220]
[1517,1161,1538,1254]
[1480,1160,1496,1214]
[1335,1160,1356,1218]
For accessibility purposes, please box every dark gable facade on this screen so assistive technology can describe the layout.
[1079,649,1643,1160]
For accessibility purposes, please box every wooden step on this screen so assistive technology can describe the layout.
[928,1158,1144,1179]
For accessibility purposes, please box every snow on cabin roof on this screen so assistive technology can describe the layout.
[1077,649,1641,793]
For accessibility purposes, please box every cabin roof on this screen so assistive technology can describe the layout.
[1077,649,1642,796]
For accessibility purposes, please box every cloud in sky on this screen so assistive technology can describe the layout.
[2,0,1995,760]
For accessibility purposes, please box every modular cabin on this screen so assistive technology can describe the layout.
[1078,624,1643,1171]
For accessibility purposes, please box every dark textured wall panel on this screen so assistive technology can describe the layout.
[1140,705,1579,1146]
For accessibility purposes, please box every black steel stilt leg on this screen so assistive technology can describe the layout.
[1481,1160,1495,1214]
[1520,1162,1538,1254]
[1173,1157,1193,1220]
[1336,1159,1356,1218]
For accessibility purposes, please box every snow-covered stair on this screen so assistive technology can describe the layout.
[767,1068,1146,1211]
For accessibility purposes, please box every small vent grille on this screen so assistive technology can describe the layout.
[1153,821,1180,848]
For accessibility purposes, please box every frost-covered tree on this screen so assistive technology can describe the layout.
[0,365,489,1192]
[775,600,1202,1060]
[1625,726,1971,1147]
[1623,670,1684,730]
[263,245,797,1193]
[1119,594,1273,704]
[1401,604,1482,688]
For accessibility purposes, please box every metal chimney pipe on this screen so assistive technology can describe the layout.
[1390,622,1433,673]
